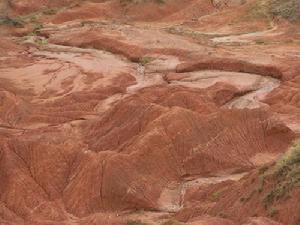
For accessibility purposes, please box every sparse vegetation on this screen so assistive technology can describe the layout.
[255,39,266,45]
[26,23,44,37]
[139,56,155,66]
[257,176,265,193]
[32,23,43,35]
[210,190,222,201]
[1,5,58,29]
[268,207,279,217]
[259,165,269,175]
[42,8,58,15]
[273,140,300,177]
[250,0,300,22]
[35,38,48,46]
[0,16,25,27]
[165,26,213,43]
[268,0,300,21]
[240,189,257,204]
[263,139,300,207]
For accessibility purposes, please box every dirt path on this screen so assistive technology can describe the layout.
[212,22,279,44]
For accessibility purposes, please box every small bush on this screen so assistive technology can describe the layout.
[210,190,222,201]
[0,16,25,27]
[36,38,48,46]
[255,39,266,45]
[42,8,57,15]
[139,56,154,66]
[27,23,44,36]
[33,23,43,35]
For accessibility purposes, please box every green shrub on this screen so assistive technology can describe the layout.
[139,56,155,66]
[263,139,300,207]
[274,139,300,177]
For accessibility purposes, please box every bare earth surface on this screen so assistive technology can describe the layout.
[0,0,299,225]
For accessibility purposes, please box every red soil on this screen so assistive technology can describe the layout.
[0,0,299,224]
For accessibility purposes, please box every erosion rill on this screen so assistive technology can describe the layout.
[0,0,299,225]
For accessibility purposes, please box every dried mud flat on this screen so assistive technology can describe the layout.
[0,0,300,225]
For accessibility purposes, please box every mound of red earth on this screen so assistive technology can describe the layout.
[0,0,299,224]
[176,141,300,225]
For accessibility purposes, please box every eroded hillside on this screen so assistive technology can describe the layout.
[0,0,299,224]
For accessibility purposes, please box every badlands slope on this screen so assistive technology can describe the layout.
[0,0,299,224]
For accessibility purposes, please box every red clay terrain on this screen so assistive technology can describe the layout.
[0,0,300,224]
